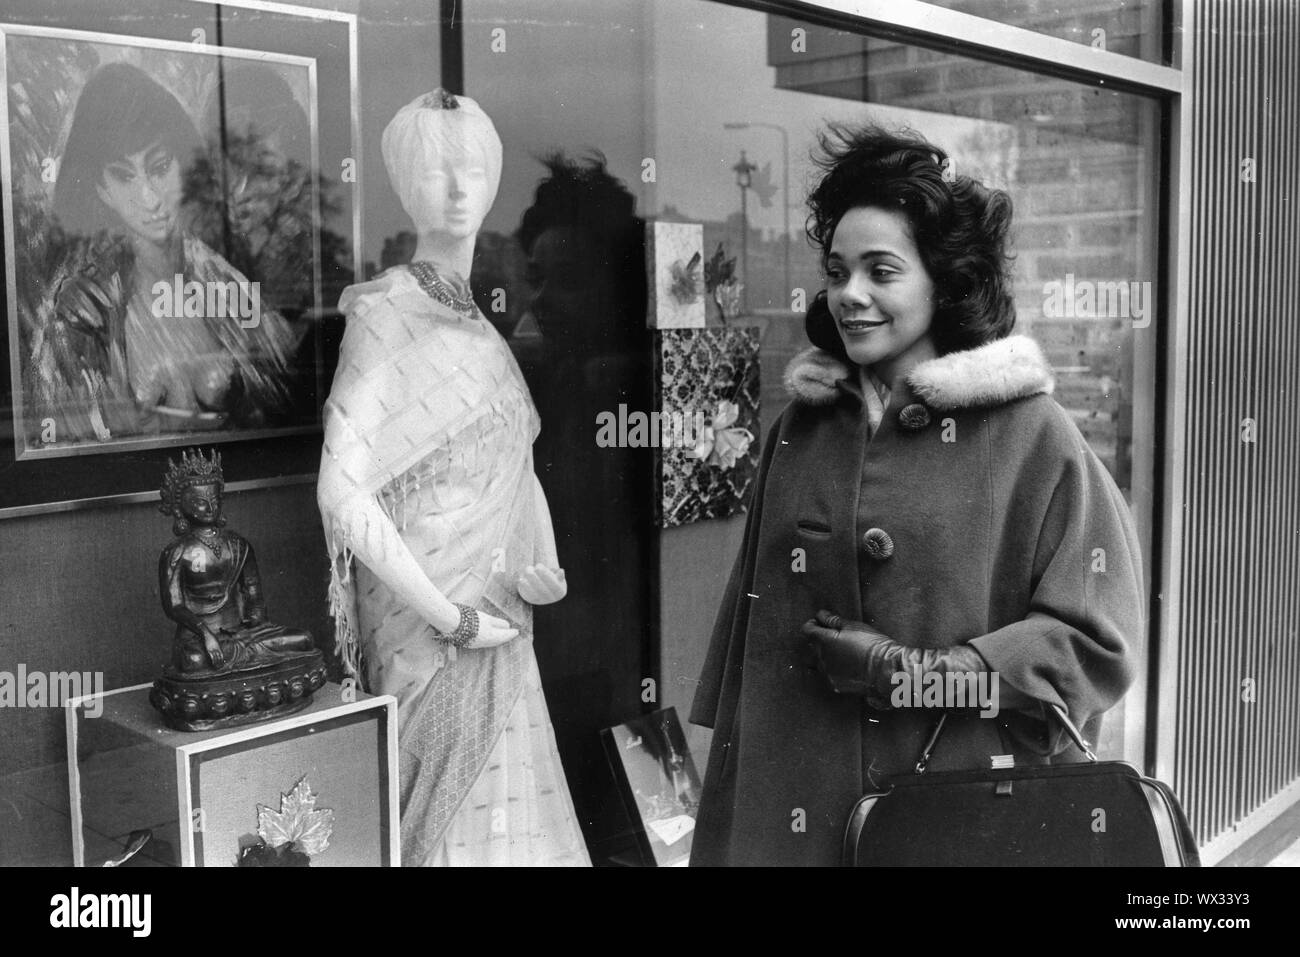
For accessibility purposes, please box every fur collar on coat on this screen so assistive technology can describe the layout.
[782,334,1055,411]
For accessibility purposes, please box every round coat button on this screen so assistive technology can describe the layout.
[899,403,931,430]
[862,527,894,559]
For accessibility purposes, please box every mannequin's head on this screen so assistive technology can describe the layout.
[382,89,502,240]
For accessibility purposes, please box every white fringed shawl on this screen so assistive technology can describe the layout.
[317,268,540,682]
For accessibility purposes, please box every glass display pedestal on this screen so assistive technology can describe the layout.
[65,681,399,866]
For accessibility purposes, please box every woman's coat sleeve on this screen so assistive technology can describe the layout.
[969,424,1142,749]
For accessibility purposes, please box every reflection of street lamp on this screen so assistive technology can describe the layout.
[725,121,791,304]
[732,149,757,313]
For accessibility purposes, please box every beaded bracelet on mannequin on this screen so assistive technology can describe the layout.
[432,602,480,647]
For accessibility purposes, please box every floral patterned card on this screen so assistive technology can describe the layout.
[654,328,760,528]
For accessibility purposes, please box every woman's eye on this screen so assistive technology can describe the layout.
[872,267,898,280]
[105,166,134,184]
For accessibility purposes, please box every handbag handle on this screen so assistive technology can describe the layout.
[914,702,1098,774]
[1047,702,1098,763]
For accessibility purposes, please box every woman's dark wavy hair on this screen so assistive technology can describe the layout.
[515,151,646,327]
[804,123,1015,357]
[516,152,643,260]
[54,63,202,238]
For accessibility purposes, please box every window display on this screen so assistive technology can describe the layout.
[13,0,1290,887]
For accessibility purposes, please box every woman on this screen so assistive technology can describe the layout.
[30,61,299,444]
[317,89,589,866]
[689,125,1142,866]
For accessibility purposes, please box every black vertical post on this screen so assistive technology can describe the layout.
[440,0,464,95]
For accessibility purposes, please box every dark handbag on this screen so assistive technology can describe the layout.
[843,704,1199,866]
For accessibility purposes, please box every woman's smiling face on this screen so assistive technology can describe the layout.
[825,205,938,383]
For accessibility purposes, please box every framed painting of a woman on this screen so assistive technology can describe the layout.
[0,7,358,514]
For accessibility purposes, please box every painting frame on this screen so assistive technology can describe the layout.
[0,0,360,516]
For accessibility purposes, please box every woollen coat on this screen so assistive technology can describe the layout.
[689,335,1143,867]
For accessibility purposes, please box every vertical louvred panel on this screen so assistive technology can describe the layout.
[1176,0,1300,848]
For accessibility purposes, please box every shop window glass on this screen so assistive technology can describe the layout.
[462,0,1161,772]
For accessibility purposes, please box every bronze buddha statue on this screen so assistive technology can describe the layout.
[150,449,325,730]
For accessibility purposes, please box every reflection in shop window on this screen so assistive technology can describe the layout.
[460,0,1160,770]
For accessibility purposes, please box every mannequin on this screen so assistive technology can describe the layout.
[317,89,589,866]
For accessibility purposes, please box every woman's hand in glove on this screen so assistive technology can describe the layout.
[801,608,990,710]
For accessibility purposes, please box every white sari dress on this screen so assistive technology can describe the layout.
[318,267,589,866]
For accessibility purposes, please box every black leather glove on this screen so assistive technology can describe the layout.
[802,608,991,710]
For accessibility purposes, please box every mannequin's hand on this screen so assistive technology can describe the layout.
[464,611,519,649]
[517,564,567,605]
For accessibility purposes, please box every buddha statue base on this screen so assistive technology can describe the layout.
[150,650,328,732]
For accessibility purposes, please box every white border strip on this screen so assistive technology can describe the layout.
[65,681,153,867]
[64,698,85,867]
[1155,0,1194,788]
[178,747,195,867]
[381,696,400,865]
